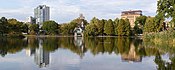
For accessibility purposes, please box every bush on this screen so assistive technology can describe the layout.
[143,30,175,46]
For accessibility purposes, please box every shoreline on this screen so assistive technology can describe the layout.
[25,35,143,38]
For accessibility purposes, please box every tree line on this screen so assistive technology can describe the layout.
[84,17,131,36]
[0,15,167,37]
[0,17,28,37]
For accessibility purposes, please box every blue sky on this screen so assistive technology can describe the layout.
[0,0,157,23]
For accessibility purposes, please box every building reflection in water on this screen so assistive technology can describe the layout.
[25,48,35,56]
[26,38,50,68]
[74,37,85,59]
[35,39,50,68]
[121,40,142,62]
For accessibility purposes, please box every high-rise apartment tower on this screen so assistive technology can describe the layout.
[34,5,50,27]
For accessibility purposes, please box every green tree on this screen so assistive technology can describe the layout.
[117,19,131,36]
[89,17,105,35]
[134,16,147,34]
[60,17,88,35]
[84,17,105,36]
[68,22,78,34]
[154,14,165,32]
[134,24,142,35]
[99,19,105,35]
[60,22,77,35]
[60,23,70,35]
[84,23,98,36]
[0,17,8,35]
[144,17,155,33]
[21,24,28,33]
[71,18,88,26]
[114,18,120,35]
[8,19,24,34]
[135,16,147,26]
[104,19,114,35]
[29,24,39,35]
[90,17,100,35]
[124,19,131,36]
[157,0,175,24]
[42,20,59,35]
[144,16,164,33]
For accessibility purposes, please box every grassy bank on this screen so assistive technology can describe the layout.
[143,29,175,47]
[6,34,25,39]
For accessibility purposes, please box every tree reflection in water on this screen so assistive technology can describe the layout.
[154,52,175,70]
[0,38,28,57]
[0,37,175,69]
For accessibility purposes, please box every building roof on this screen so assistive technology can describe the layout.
[121,10,142,15]
[122,10,142,13]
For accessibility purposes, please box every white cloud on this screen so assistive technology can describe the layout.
[0,7,33,21]
[0,0,157,23]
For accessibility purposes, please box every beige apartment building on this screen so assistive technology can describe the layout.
[121,10,142,28]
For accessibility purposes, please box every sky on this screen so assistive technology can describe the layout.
[0,0,157,23]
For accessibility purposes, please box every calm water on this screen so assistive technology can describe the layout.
[0,37,174,70]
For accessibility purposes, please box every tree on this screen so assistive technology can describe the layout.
[95,19,106,35]
[104,19,114,35]
[90,17,99,34]
[60,23,70,35]
[21,24,29,33]
[0,17,8,35]
[29,24,39,35]
[144,17,155,33]
[42,21,59,35]
[154,14,165,32]
[124,19,131,36]
[135,16,147,26]
[68,21,78,34]
[144,16,165,33]
[89,17,105,35]
[157,0,175,23]
[8,19,24,34]
[60,22,78,35]
[134,24,142,34]
[99,19,106,35]
[117,19,131,36]
[60,17,88,35]
[71,18,88,26]
[84,23,98,36]
[114,18,120,35]
[134,16,147,34]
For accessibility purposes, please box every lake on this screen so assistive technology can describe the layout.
[0,37,174,70]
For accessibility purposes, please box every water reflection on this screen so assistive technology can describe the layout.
[25,38,50,68]
[154,53,175,70]
[74,37,85,58]
[35,39,50,68]
[0,38,28,57]
[0,37,175,70]
[84,37,144,62]
[121,39,142,62]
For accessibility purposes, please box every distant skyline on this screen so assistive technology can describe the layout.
[0,0,157,23]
